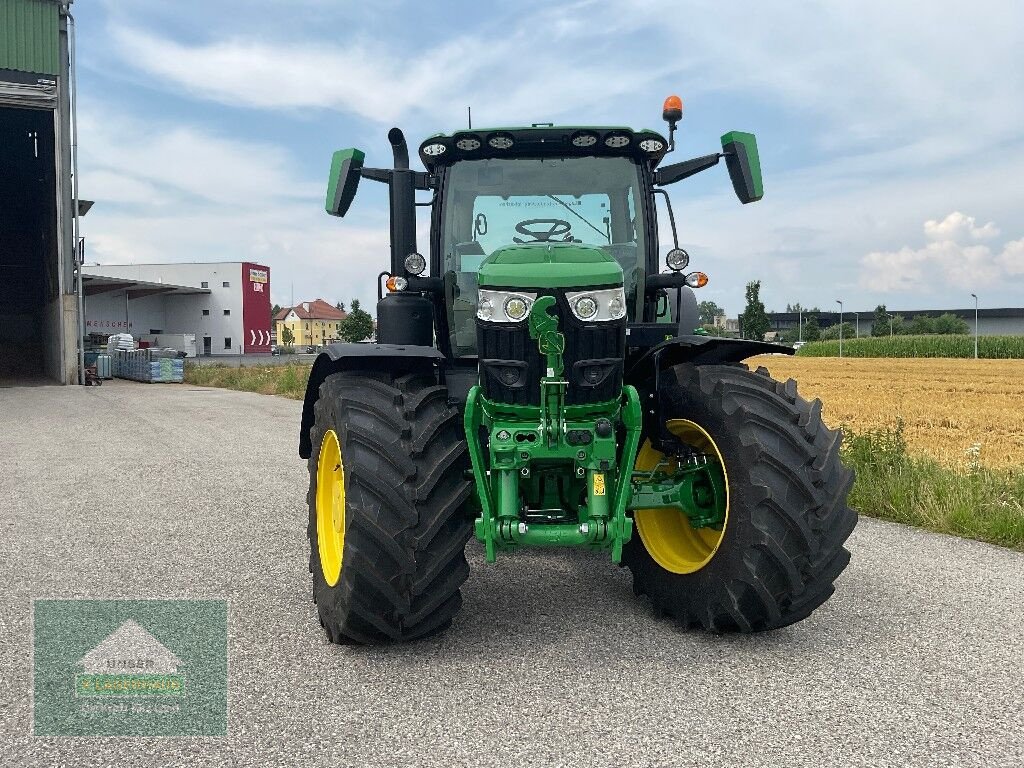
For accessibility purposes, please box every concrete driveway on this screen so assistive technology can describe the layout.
[1,381,1021,767]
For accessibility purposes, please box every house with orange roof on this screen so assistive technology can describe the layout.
[274,299,347,348]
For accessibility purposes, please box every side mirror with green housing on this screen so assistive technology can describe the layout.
[720,131,763,204]
[325,148,365,217]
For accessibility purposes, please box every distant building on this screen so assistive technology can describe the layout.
[713,315,740,334]
[275,299,347,348]
[82,262,272,355]
[767,307,1024,338]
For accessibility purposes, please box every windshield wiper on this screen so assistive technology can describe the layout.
[546,195,609,242]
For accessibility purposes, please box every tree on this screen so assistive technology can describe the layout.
[339,298,374,342]
[871,304,889,337]
[272,303,282,330]
[803,312,821,342]
[786,302,805,313]
[821,322,856,341]
[908,314,935,335]
[739,281,771,341]
[933,312,969,334]
[698,300,725,325]
[282,326,295,346]
[335,300,346,313]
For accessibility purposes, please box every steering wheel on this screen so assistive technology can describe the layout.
[513,218,573,243]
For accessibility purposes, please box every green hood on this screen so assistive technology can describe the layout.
[477,243,623,290]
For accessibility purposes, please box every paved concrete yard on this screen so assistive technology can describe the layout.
[1,381,1022,767]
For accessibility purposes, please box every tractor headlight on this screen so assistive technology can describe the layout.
[566,287,627,322]
[477,289,537,322]
[666,248,689,271]
[404,252,426,275]
[477,295,494,321]
[504,296,530,321]
[574,296,598,320]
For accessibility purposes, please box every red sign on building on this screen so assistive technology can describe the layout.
[241,262,271,353]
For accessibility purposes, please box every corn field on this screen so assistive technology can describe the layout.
[796,334,1024,358]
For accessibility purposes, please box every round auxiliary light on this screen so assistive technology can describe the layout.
[684,271,709,288]
[422,143,447,157]
[477,296,494,321]
[455,134,481,151]
[608,294,626,319]
[404,252,426,275]
[386,275,408,292]
[571,131,598,148]
[639,138,666,153]
[574,295,598,320]
[604,133,631,149]
[488,132,514,149]
[504,296,530,321]
[666,248,690,271]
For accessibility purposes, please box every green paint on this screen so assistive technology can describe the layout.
[629,460,727,529]
[721,131,764,203]
[478,243,623,289]
[325,148,365,217]
[0,0,60,76]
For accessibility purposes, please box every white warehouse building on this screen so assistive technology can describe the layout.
[82,261,272,355]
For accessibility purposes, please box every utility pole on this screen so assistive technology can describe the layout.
[854,312,859,338]
[888,314,894,338]
[835,299,843,358]
[798,306,803,342]
[971,293,979,359]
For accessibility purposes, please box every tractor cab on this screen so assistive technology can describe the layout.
[418,128,663,357]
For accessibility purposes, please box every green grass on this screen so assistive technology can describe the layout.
[184,362,311,399]
[184,362,1024,550]
[797,334,1024,358]
[841,422,1024,550]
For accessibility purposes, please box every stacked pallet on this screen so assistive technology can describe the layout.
[113,349,185,383]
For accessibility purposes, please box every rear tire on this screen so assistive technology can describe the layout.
[306,370,473,644]
[623,363,857,632]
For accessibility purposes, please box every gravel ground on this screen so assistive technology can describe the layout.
[1,380,1021,768]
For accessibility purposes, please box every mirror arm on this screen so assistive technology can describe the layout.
[654,153,722,186]
[360,167,391,184]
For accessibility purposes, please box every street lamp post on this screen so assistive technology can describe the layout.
[798,306,803,343]
[971,293,979,359]
[888,313,894,338]
[854,312,860,338]
[835,300,843,357]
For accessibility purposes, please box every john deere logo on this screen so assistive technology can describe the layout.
[75,619,186,698]
[34,599,227,736]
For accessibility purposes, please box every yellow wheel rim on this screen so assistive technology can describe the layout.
[634,419,729,574]
[316,429,346,587]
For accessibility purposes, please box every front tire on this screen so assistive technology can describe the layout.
[306,370,472,644]
[623,364,857,632]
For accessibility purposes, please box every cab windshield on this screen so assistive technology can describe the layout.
[440,156,647,355]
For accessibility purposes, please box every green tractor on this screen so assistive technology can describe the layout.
[300,97,857,644]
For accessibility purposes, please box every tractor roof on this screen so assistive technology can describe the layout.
[417,126,670,172]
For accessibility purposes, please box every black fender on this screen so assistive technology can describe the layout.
[298,342,445,458]
[624,335,793,452]
[626,335,791,383]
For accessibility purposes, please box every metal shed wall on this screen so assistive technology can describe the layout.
[0,0,60,76]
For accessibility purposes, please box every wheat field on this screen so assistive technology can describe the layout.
[746,356,1024,469]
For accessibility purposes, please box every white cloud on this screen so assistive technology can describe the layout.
[77,107,388,307]
[860,214,1023,293]
[924,212,1000,242]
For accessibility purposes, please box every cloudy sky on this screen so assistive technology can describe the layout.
[75,0,1024,317]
